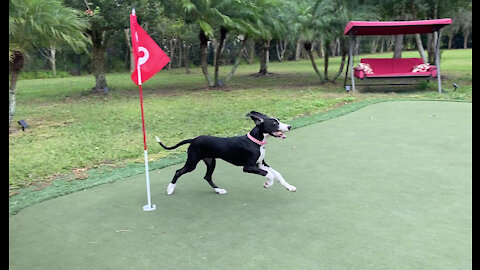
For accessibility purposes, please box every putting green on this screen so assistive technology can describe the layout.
[9,101,471,270]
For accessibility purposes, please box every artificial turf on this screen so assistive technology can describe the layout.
[9,101,471,270]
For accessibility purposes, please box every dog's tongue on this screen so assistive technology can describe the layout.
[277,131,287,139]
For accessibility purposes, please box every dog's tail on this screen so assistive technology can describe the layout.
[155,136,193,150]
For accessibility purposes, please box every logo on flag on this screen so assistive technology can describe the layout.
[130,13,170,85]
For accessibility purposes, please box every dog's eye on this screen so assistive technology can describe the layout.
[273,121,278,125]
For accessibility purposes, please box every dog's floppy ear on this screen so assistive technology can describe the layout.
[246,111,267,125]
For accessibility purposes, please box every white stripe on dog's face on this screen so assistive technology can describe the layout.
[277,119,290,132]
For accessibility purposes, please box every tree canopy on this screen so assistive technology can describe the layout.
[10,0,472,86]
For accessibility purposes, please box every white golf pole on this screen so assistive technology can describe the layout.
[133,8,155,211]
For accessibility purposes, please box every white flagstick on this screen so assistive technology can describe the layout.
[139,86,155,212]
[133,8,156,211]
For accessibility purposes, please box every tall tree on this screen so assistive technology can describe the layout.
[181,0,231,87]
[181,0,262,87]
[251,0,284,76]
[457,7,472,49]
[9,0,89,129]
[294,0,325,82]
[65,0,160,92]
[296,0,376,83]
[327,1,377,82]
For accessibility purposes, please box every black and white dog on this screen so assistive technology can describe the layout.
[155,111,297,195]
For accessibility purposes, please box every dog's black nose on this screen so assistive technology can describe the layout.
[287,125,291,130]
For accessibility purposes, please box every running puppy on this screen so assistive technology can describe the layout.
[155,111,296,195]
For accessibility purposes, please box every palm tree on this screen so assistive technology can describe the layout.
[182,0,232,87]
[294,0,324,82]
[294,0,377,84]
[295,0,341,83]
[457,7,472,49]
[445,8,462,49]
[252,0,284,76]
[181,0,262,87]
[9,0,89,129]
[323,0,378,82]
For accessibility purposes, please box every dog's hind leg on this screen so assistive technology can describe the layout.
[203,158,227,194]
[167,151,201,195]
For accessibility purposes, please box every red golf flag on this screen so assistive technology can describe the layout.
[130,13,170,85]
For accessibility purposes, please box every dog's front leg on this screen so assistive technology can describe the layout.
[243,165,275,187]
[259,161,274,188]
[259,164,296,192]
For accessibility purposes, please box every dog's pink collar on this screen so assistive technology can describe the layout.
[247,132,266,146]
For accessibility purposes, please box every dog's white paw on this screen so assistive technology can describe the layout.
[214,188,227,195]
[166,183,176,195]
[263,180,273,188]
[285,185,297,192]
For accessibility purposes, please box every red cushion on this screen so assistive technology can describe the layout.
[354,67,365,79]
[365,72,432,77]
[360,58,425,75]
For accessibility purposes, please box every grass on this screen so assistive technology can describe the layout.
[9,49,472,194]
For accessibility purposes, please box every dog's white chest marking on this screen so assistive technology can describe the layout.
[257,145,265,164]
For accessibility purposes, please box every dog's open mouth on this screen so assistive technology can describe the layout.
[272,131,287,139]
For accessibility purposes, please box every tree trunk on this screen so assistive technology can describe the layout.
[380,37,385,53]
[257,40,270,76]
[224,38,248,85]
[329,40,336,57]
[387,36,395,51]
[304,42,324,83]
[9,51,23,129]
[463,29,470,49]
[354,36,361,55]
[318,38,324,58]
[258,42,267,75]
[276,40,287,62]
[168,38,174,70]
[336,38,341,56]
[265,40,270,67]
[39,46,57,77]
[50,47,56,77]
[184,43,190,74]
[332,49,347,83]
[295,38,303,60]
[393,35,404,58]
[124,28,134,73]
[371,37,378,54]
[324,44,329,82]
[9,73,17,130]
[91,30,108,92]
[199,30,214,87]
[427,33,436,63]
[427,2,439,63]
[415,34,428,63]
[411,2,426,63]
[245,39,255,64]
[178,39,183,68]
[214,27,228,87]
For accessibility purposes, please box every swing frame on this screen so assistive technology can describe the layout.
[343,19,452,93]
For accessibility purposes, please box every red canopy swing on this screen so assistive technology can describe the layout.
[343,18,452,93]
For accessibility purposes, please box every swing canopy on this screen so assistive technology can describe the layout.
[344,19,452,36]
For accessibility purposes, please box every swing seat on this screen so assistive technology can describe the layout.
[354,58,437,79]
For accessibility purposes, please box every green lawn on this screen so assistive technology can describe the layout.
[9,49,472,193]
